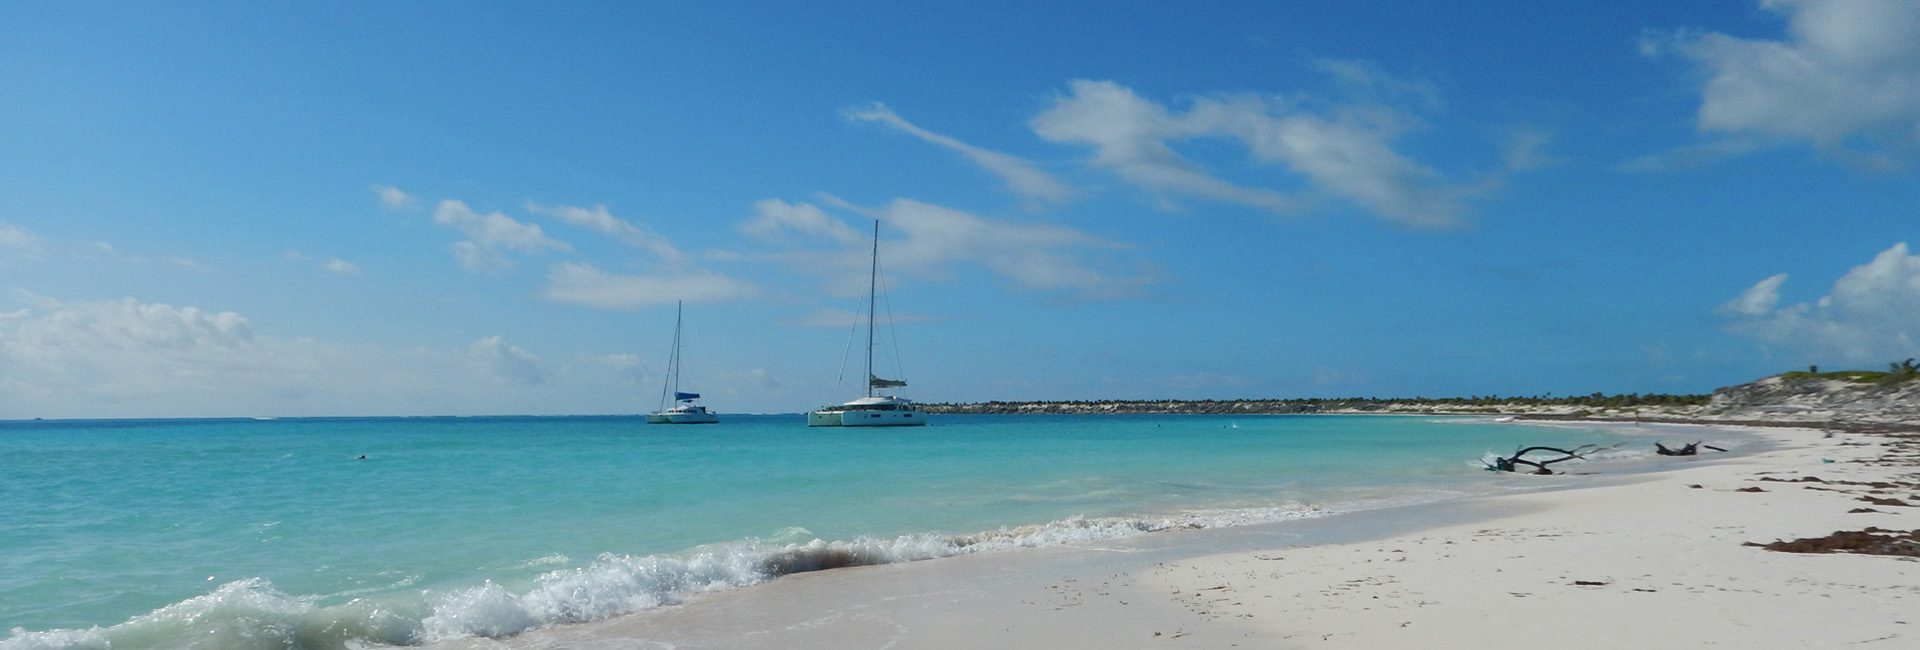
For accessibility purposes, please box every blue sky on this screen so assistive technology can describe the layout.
[3,0,1917,418]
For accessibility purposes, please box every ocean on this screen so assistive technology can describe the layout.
[0,414,1716,649]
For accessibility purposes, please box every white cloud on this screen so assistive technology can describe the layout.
[0,293,652,418]
[7,294,253,351]
[432,200,573,272]
[469,335,547,385]
[1724,243,1920,361]
[739,198,866,246]
[287,250,360,275]
[1647,0,1920,166]
[323,258,360,275]
[1,223,44,262]
[880,199,1146,294]
[846,103,1076,207]
[374,184,420,211]
[525,202,690,266]
[0,294,258,414]
[744,197,1151,298]
[544,262,756,309]
[1030,72,1491,227]
[1031,80,1301,215]
[511,201,759,310]
[1500,126,1561,173]
[1725,273,1788,316]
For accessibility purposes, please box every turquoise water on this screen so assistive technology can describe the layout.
[1,414,1677,649]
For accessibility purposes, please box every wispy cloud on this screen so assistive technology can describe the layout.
[68,238,210,272]
[1030,80,1302,216]
[543,261,756,309]
[373,184,420,211]
[845,103,1076,207]
[0,222,44,262]
[878,198,1148,295]
[521,202,758,309]
[287,250,361,276]
[322,258,360,276]
[431,200,573,272]
[525,202,690,266]
[1030,66,1505,228]
[739,198,866,247]
[742,196,1152,299]
[1642,0,1920,168]
[1723,243,1920,361]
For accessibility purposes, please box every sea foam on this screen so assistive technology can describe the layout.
[5,505,1322,650]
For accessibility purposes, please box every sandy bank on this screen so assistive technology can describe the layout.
[434,423,1917,649]
[1144,423,1919,648]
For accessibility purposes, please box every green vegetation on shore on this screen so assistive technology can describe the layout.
[925,361,1917,418]
[922,392,1709,415]
[1781,359,1920,385]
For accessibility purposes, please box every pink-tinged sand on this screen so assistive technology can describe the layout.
[435,424,1916,650]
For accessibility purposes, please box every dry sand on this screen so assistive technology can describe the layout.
[437,423,1918,650]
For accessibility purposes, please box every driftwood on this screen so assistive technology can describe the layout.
[1655,441,1728,456]
[1486,444,1619,474]
[1745,527,1920,557]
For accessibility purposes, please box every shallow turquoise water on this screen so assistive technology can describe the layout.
[0,414,1676,649]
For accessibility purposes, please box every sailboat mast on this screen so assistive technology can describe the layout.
[865,220,879,398]
[658,300,683,411]
[671,300,684,399]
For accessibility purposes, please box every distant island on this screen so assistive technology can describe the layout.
[923,361,1920,433]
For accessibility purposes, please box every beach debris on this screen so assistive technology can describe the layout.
[1745,527,1920,557]
[1484,443,1619,474]
[1655,441,1727,456]
[1858,496,1912,507]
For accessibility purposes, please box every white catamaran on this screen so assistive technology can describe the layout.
[647,300,719,424]
[807,221,927,427]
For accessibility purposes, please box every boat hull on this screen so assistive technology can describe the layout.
[806,409,925,427]
[647,411,719,425]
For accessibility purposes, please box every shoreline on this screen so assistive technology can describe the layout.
[921,393,1920,434]
[434,421,1917,649]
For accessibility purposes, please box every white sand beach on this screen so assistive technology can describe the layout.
[445,422,1917,650]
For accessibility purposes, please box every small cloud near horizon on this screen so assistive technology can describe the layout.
[1723,242,1920,363]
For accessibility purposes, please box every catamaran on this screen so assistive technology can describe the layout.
[807,221,927,427]
[647,301,719,424]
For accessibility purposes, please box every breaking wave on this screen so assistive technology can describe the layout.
[2,506,1322,650]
